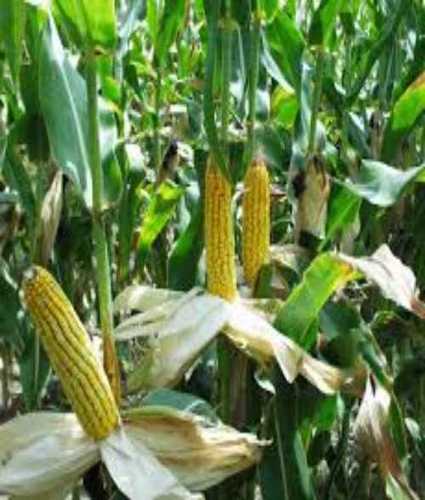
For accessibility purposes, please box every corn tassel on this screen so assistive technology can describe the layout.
[23,266,120,441]
[242,158,270,287]
[204,157,237,301]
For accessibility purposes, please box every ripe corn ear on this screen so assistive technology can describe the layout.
[23,266,120,440]
[204,157,237,301]
[242,158,270,287]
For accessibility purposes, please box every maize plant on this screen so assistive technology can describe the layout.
[242,157,271,287]
[0,267,263,499]
[1,0,425,499]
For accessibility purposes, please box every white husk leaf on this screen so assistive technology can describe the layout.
[114,285,185,313]
[101,428,202,500]
[39,171,63,266]
[117,294,230,391]
[354,378,419,500]
[0,413,98,497]
[225,303,350,394]
[340,244,425,318]
[123,406,264,491]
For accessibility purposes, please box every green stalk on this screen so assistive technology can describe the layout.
[308,47,324,155]
[244,8,261,169]
[86,52,120,403]
[153,68,162,174]
[220,0,233,149]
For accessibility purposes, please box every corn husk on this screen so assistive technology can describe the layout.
[115,288,357,395]
[0,406,263,499]
[123,406,264,491]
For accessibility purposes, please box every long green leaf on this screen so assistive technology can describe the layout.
[154,0,186,67]
[266,11,305,91]
[0,0,26,84]
[39,15,122,209]
[382,72,425,162]
[168,204,203,291]
[138,181,184,270]
[274,253,356,349]
[344,160,425,207]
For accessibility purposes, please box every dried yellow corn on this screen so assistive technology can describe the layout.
[204,156,237,301]
[242,158,270,287]
[23,266,120,441]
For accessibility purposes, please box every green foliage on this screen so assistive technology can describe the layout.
[1,0,425,498]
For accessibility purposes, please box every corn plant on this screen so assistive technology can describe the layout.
[0,0,425,499]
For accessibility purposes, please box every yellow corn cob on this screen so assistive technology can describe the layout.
[242,158,270,287]
[23,266,120,440]
[204,156,237,301]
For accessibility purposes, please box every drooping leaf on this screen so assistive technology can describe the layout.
[274,253,357,349]
[39,15,122,209]
[340,245,425,319]
[343,160,425,207]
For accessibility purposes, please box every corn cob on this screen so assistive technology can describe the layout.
[23,266,120,440]
[204,156,237,301]
[242,158,270,287]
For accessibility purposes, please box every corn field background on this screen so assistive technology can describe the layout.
[0,0,425,499]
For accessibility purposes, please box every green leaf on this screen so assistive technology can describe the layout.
[154,0,186,67]
[54,0,116,50]
[2,150,37,234]
[344,160,425,207]
[346,0,407,103]
[266,11,305,91]
[321,183,361,249]
[309,0,342,47]
[39,15,122,209]
[0,0,27,84]
[142,388,218,422]
[18,326,51,411]
[260,370,316,500]
[0,272,21,345]
[382,72,425,161]
[138,181,184,270]
[168,204,204,291]
[274,253,356,349]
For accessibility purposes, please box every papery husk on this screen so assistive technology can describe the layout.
[115,293,230,392]
[100,427,200,500]
[115,287,362,395]
[0,413,98,497]
[355,378,419,500]
[122,406,264,491]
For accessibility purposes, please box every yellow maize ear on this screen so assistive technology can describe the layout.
[204,156,237,301]
[23,266,120,441]
[242,158,270,287]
